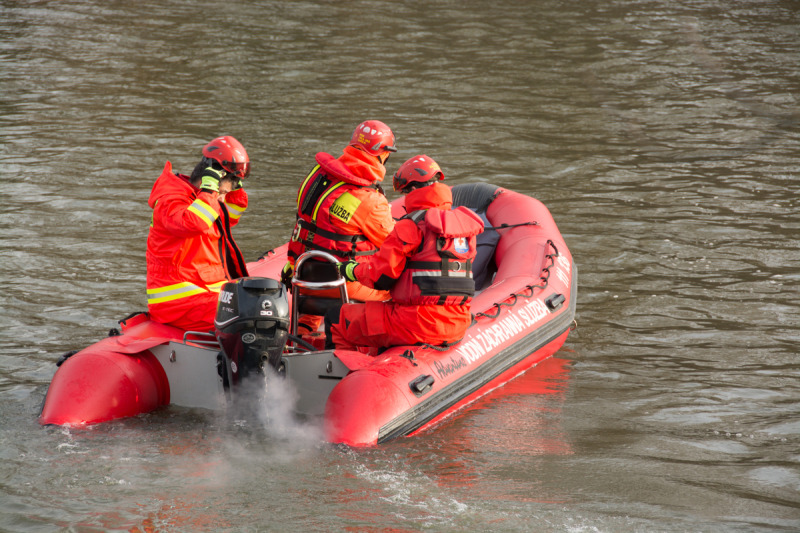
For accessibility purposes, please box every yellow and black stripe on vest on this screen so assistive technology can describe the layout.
[289,166,375,260]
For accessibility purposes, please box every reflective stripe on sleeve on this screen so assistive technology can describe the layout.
[225,201,246,220]
[187,198,218,227]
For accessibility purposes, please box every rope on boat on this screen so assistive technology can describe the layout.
[482,221,538,231]
[474,239,560,320]
[418,341,457,352]
[257,248,278,261]
[55,350,79,367]
[398,349,419,365]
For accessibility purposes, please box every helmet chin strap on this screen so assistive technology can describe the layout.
[401,180,435,194]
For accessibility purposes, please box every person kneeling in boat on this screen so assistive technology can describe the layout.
[282,120,398,335]
[146,136,250,331]
[326,155,484,351]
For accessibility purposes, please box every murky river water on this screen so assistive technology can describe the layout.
[1,1,798,531]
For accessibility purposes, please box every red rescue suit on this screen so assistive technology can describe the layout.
[288,145,395,303]
[146,162,248,331]
[331,182,484,350]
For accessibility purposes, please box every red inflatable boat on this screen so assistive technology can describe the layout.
[40,184,577,446]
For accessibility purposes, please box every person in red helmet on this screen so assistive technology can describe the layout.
[326,155,484,350]
[284,120,398,334]
[146,136,250,331]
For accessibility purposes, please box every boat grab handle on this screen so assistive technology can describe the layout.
[292,251,349,293]
[181,330,221,348]
[290,251,350,340]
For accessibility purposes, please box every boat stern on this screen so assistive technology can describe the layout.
[39,343,170,426]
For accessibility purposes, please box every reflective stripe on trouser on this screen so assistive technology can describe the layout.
[146,281,217,304]
[148,290,221,332]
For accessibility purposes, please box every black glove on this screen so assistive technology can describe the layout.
[337,260,358,282]
[280,262,293,290]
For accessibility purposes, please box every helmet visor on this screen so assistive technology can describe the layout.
[222,160,250,179]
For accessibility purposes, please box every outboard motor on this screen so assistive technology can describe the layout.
[214,277,290,386]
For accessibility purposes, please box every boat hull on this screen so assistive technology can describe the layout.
[39,320,174,425]
[39,316,219,426]
[40,185,577,446]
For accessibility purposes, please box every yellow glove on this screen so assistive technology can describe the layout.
[280,262,294,290]
[199,166,224,192]
[337,261,358,282]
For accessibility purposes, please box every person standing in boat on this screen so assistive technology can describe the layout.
[326,155,484,350]
[282,120,398,334]
[145,136,250,331]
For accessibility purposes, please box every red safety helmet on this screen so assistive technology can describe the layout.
[349,120,397,158]
[202,136,250,179]
[393,155,445,193]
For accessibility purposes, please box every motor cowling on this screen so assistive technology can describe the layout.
[214,277,289,385]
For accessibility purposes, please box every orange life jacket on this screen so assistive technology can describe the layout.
[391,205,484,306]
